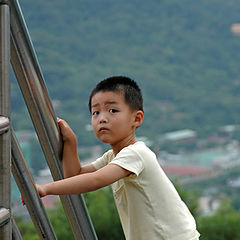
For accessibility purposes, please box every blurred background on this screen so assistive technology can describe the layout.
[11,0,240,239]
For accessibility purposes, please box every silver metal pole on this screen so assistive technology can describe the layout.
[0,2,11,240]
[0,116,10,134]
[11,129,58,240]
[0,208,10,226]
[12,218,23,240]
[8,0,97,239]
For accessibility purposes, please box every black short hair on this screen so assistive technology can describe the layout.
[89,76,143,112]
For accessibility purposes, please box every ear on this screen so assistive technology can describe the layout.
[134,110,144,128]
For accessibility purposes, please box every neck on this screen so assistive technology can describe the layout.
[111,136,137,156]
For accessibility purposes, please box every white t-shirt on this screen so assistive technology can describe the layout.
[92,141,200,240]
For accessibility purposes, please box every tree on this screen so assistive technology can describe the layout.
[175,184,200,218]
[197,198,240,240]
[48,203,75,240]
[14,203,74,240]
[14,216,38,240]
[84,187,125,239]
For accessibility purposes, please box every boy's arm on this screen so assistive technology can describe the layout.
[58,118,96,178]
[36,164,130,196]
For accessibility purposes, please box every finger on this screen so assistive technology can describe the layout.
[57,117,62,123]
[20,195,25,206]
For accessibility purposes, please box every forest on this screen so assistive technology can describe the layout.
[11,0,240,146]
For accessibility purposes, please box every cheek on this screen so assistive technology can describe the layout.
[91,119,97,132]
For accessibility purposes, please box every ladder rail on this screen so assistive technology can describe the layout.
[8,0,97,239]
[0,2,11,239]
[0,116,10,134]
[12,218,23,240]
[11,129,57,240]
[0,208,10,227]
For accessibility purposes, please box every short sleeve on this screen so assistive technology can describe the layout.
[109,147,144,176]
[91,150,114,170]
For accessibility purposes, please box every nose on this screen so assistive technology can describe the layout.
[99,113,108,123]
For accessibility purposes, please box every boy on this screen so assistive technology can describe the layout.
[36,76,200,240]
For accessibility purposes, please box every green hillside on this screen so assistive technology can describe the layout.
[12,0,240,145]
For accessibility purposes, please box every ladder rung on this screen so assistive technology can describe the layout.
[0,208,10,227]
[0,116,9,135]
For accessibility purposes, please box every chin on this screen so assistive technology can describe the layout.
[98,137,112,144]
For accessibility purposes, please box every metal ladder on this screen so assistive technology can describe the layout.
[0,0,98,239]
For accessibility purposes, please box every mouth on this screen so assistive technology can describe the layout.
[99,127,109,132]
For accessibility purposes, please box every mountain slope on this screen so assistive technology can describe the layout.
[12,0,240,145]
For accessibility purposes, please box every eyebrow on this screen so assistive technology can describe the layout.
[91,101,119,108]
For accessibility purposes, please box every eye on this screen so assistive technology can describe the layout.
[92,111,99,116]
[109,109,117,113]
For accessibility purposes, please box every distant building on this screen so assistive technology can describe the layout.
[219,124,239,137]
[161,164,210,178]
[12,131,37,203]
[15,130,37,168]
[198,196,220,216]
[160,129,197,143]
[231,23,240,35]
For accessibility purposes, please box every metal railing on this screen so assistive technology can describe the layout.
[0,2,11,239]
[0,0,97,239]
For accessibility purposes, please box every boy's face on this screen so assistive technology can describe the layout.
[91,91,141,149]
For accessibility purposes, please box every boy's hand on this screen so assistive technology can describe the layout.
[20,184,46,206]
[57,118,77,143]
[35,184,47,198]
